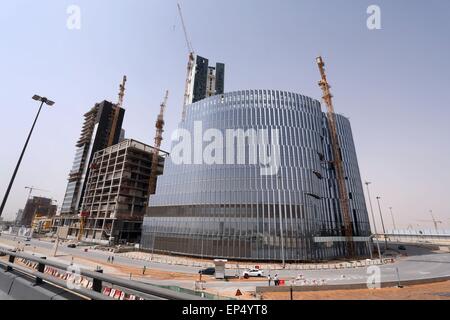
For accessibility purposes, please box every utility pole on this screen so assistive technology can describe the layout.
[376,197,388,251]
[0,95,55,218]
[365,182,378,234]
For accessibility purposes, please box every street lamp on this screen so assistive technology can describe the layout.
[365,182,382,260]
[0,95,55,218]
[389,207,397,230]
[376,196,388,251]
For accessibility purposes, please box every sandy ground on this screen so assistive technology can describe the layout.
[261,281,450,300]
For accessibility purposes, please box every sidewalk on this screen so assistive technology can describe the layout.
[121,251,394,271]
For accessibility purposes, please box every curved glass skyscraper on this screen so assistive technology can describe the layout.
[141,90,370,261]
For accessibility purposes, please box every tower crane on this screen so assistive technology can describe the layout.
[149,91,169,197]
[316,56,355,257]
[177,2,195,120]
[25,186,49,199]
[418,210,443,232]
[78,211,89,242]
[108,75,127,147]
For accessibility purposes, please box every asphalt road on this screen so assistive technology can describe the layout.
[1,234,449,293]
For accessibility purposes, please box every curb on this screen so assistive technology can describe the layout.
[255,275,450,293]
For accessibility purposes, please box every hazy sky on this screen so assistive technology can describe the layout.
[0,0,449,230]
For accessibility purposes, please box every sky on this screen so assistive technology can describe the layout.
[0,0,449,230]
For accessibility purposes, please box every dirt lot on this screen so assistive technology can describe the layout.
[262,281,450,300]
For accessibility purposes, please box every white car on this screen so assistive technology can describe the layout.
[242,269,264,278]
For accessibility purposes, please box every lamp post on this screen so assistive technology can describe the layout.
[376,196,388,251]
[389,207,397,230]
[0,95,55,218]
[365,182,382,260]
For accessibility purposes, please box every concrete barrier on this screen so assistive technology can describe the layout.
[0,271,83,300]
[0,271,15,295]
[256,275,450,294]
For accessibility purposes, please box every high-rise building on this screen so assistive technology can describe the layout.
[54,139,168,244]
[20,196,57,227]
[141,90,370,262]
[119,129,126,143]
[188,55,225,104]
[60,101,125,217]
[15,209,23,226]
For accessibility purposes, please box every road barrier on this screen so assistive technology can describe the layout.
[0,247,205,300]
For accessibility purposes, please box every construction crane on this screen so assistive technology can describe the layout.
[316,56,355,257]
[78,211,89,242]
[177,2,195,120]
[149,91,169,197]
[418,210,443,232]
[107,75,127,147]
[25,186,49,199]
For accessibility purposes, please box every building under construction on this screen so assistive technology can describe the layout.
[60,100,125,217]
[141,54,371,261]
[19,196,57,228]
[54,139,168,244]
[188,55,225,104]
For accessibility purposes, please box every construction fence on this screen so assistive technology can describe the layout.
[121,251,394,271]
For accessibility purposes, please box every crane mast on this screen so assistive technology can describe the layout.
[177,3,195,120]
[316,56,355,257]
[149,91,169,196]
[108,75,127,147]
[429,211,442,231]
[78,211,89,241]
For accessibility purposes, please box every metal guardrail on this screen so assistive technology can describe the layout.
[0,247,205,300]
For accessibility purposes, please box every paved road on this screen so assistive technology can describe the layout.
[1,234,449,293]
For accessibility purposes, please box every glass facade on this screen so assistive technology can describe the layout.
[141,90,371,261]
[191,55,225,104]
[60,101,125,215]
